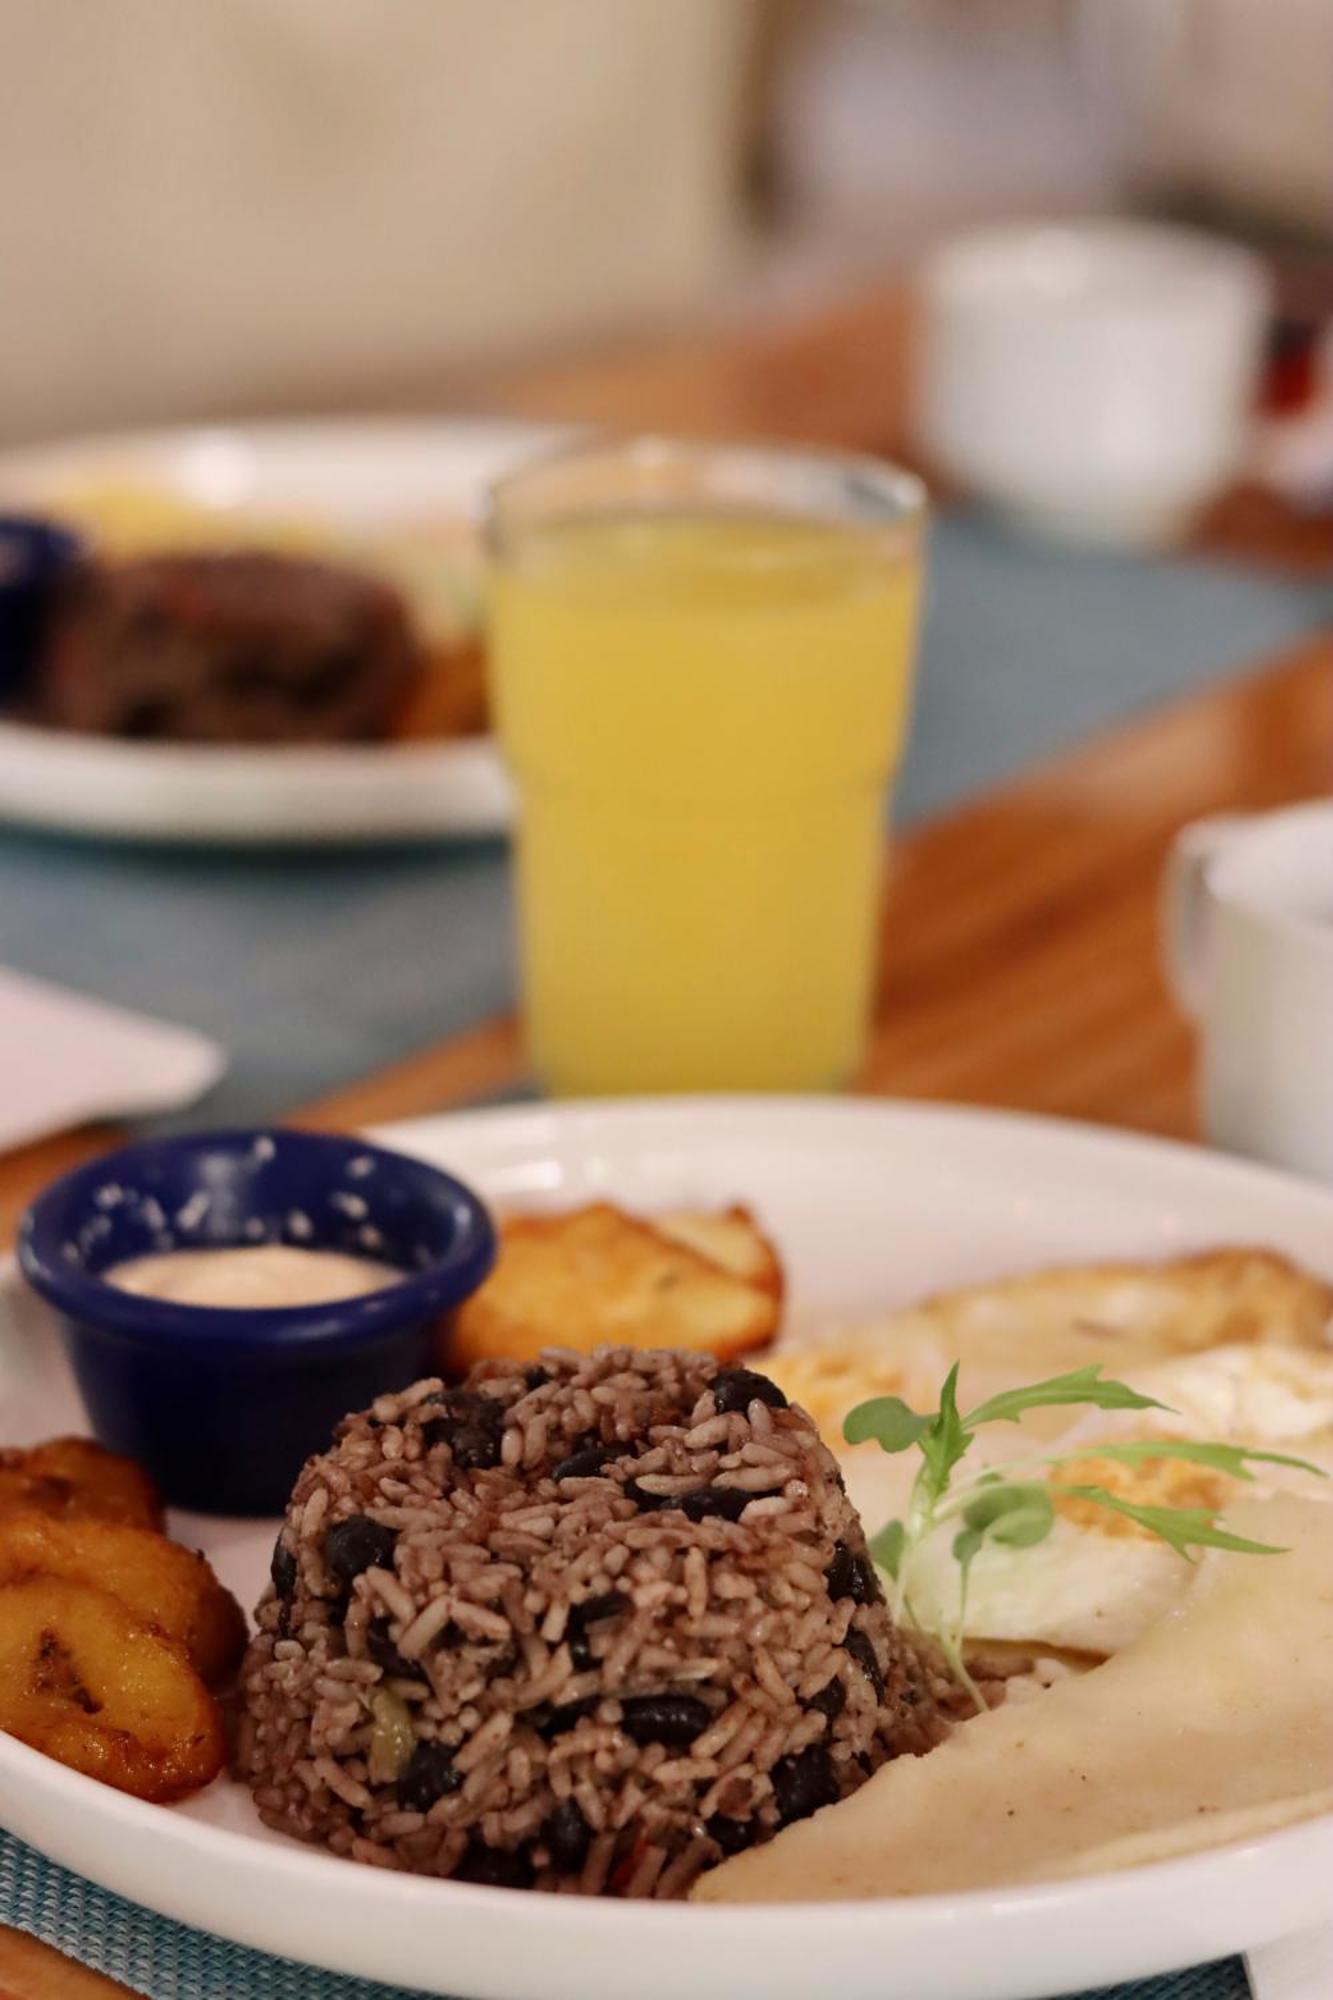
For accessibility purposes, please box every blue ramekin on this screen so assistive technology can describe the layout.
[18,1129,496,1516]
[0,514,85,698]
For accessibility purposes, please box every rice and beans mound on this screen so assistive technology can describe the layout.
[239,1347,947,1896]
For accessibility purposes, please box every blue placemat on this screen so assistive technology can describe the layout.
[0,1830,1249,2000]
[1,514,1329,1129]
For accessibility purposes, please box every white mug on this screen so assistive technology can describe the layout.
[917,220,1271,549]
[1164,803,1333,1181]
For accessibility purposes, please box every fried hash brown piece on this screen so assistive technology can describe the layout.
[908,1246,1333,1357]
[0,1514,245,1688]
[0,1576,225,1800]
[447,1202,783,1372]
[654,1205,784,1301]
[0,1438,164,1532]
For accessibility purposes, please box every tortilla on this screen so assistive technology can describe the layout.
[693,1494,1333,1902]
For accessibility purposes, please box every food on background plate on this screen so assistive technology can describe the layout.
[0,1435,243,1800]
[17,478,490,743]
[0,1512,246,1687]
[694,1493,1333,1901]
[0,1435,164,1531]
[239,1350,950,1896]
[446,1203,782,1374]
[105,1241,406,1310]
[30,551,419,745]
[0,1575,226,1803]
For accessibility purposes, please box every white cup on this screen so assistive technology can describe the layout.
[1164,803,1333,1181]
[917,220,1272,549]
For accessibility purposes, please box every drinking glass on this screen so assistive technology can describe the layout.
[487,437,926,1095]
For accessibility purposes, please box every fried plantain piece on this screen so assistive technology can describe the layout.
[0,1513,245,1688]
[447,1201,782,1373]
[0,1576,225,1800]
[0,1438,164,1532]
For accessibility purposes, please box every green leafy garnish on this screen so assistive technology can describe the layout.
[868,1518,906,1579]
[843,1361,1326,1713]
[965,1366,1167,1429]
[958,1481,1055,1548]
[1052,1487,1289,1561]
[1049,1437,1326,1482]
[842,1397,933,1454]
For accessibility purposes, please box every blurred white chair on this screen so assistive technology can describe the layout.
[0,0,760,443]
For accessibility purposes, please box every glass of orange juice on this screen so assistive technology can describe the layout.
[487,437,926,1096]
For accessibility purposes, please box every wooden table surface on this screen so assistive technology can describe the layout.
[1,273,1330,1998]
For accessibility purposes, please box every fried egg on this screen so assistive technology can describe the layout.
[902,1343,1333,1656]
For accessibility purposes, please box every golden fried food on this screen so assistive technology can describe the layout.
[0,1513,245,1688]
[394,638,489,738]
[0,1438,164,1532]
[653,1205,784,1302]
[906,1246,1333,1358]
[448,1201,783,1373]
[0,1576,225,1800]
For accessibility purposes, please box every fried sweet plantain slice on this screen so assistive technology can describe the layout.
[0,1576,224,1800]
[448,1202,782,1372]
[0,1513,245,1688]
[0,1438,164,1532]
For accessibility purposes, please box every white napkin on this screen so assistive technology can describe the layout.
[0,965,224,1152]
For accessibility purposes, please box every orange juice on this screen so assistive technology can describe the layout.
[491,505,922,1094]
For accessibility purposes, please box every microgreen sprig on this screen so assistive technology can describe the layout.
[843,1363,1326,1711]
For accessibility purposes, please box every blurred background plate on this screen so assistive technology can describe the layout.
[0,418,561,845]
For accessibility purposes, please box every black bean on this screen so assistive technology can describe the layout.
[455,1840,535,1890]
[421,1392,506,1471]
[680,1485,751,1523]
[365,1618,418,1679]
[805,1675,847,1722]
[706,1814,753,1857]
[324,1516,397,1586]
[770,1745,839,1826]
[551,1440,613,1482]
[524,1365,552,1391]
[270,1538,297,1602]
[712,1367,788,1414]
[578,1590,629,1626]
[396,1742,462,1812]
[564,1591,627,1672]
[544,1798,592,1873]
[844,1626,885,1702]
[825,1540,880,1605]
[539,1695,600,1738]
[622,1479,672,1513]
[619,1693,712,1748]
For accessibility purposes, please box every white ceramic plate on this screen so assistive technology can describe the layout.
[2,1096,1332,2000]
[0,417,559,845]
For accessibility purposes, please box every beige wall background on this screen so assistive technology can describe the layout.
[0,0,759,442]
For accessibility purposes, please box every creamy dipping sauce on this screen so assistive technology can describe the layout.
[104,1244,405,1310]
